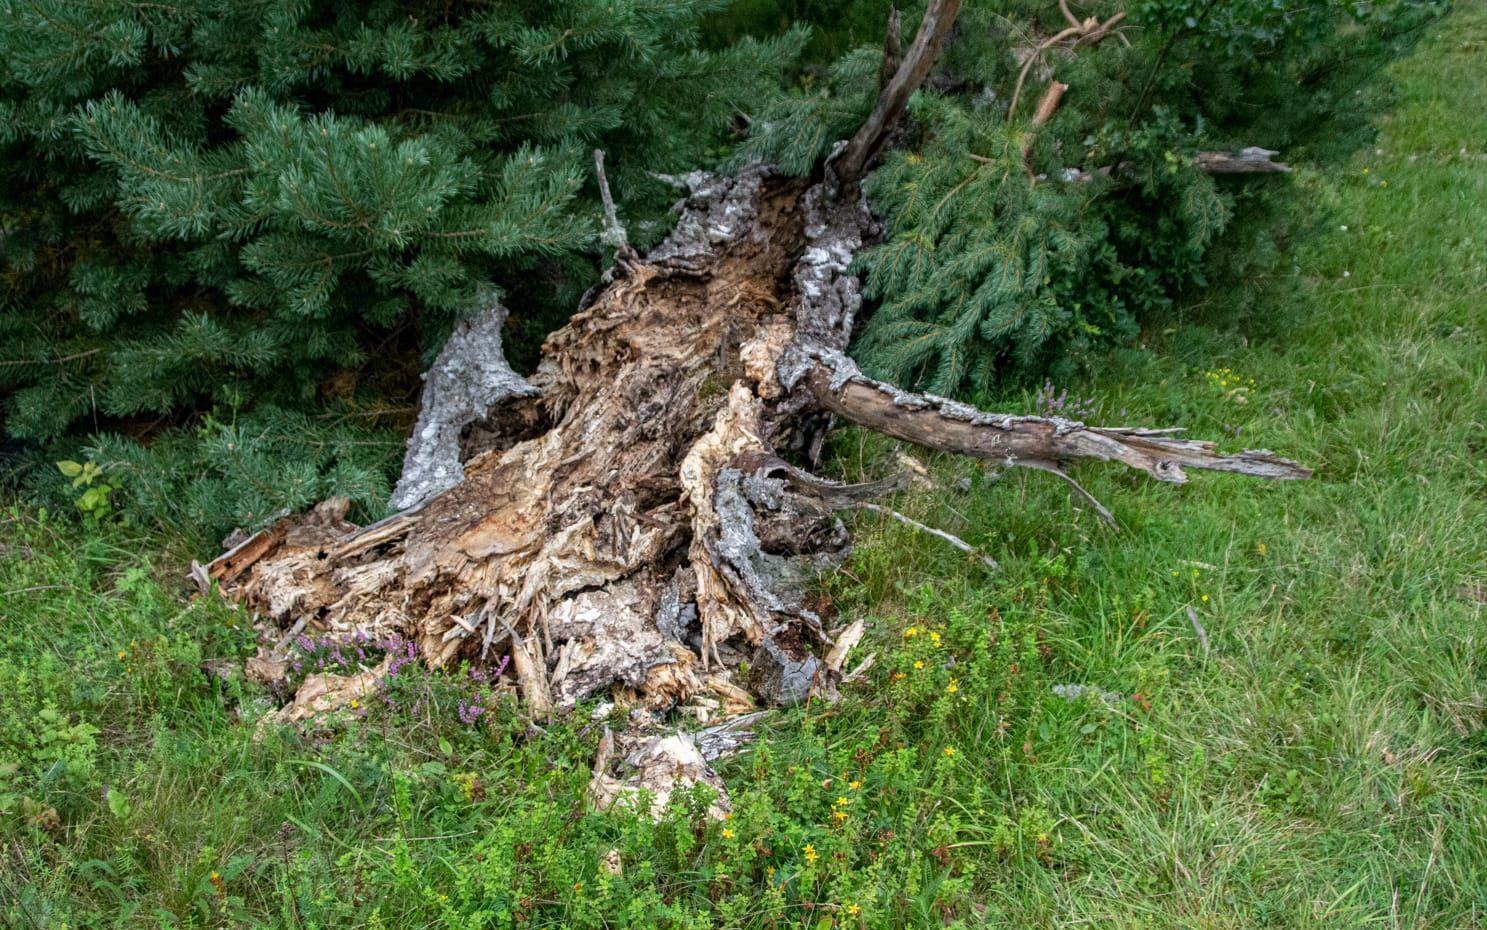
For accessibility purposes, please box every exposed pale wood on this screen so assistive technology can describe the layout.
[1031,80,1068,127]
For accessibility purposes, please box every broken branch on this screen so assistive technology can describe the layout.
[835,0,964,184]
[1058,146,1291,183]
[593,148,635,259]
[1008,7,1126,119]
[851,501,1000,568]
[803,353,1311,487]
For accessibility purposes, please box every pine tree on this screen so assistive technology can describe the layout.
[0,0,804,534]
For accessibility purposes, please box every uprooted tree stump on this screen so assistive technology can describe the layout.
[200,0,1309,817]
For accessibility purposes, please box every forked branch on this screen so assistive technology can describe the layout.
[1008,7,1128,119]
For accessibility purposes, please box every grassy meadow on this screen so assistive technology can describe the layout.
[3,6,1485,927]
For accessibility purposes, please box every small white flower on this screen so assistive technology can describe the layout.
[1342,270,1351,278]
[1339,225,1348,231]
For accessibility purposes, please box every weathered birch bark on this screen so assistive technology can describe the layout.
[204,0,1307,814]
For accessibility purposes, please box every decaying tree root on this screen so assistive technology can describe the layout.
[203,0,1307,816]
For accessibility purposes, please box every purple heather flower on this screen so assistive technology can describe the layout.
[457,700,485,725]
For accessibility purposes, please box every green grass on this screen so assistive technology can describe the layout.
[4,8,1486,927]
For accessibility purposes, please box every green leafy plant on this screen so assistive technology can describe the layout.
[56,458,117,522]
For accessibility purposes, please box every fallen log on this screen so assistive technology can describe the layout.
[203,0,1307,814]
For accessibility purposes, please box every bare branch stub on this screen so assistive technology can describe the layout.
[878,7,904,92]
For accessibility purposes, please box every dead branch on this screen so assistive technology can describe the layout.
[593,148,637,261]
[1195,147,1292,174]
[877,7,904,92]
[802,352,1310,485]
[851,501,1000,568]
[834,0,964,185]
[1059,146,1291,183]
[1008,8,1126,119]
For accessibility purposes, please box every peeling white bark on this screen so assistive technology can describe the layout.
[390,290,539,510]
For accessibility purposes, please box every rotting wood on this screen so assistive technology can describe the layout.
[203,0,1307,818]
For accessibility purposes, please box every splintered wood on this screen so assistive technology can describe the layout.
[204,0,1307,820]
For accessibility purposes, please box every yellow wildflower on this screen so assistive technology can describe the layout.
[893,671,906,681]
[573,882,583,892]
[943,746,956,757]
[849,780,862,790]
[832,809,848,823]
[118,650,127,660]
[722,828,735,839]
[913,660,924,670]
[1201,594,1209,603]
[836,796,849,806]
[1256,542,1268,556]
[946,680,958,694]
[803,844,819,863]
[845,903,862,916]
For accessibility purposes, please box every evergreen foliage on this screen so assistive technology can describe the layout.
[1,0,804,534]
[745,0,1441,394]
